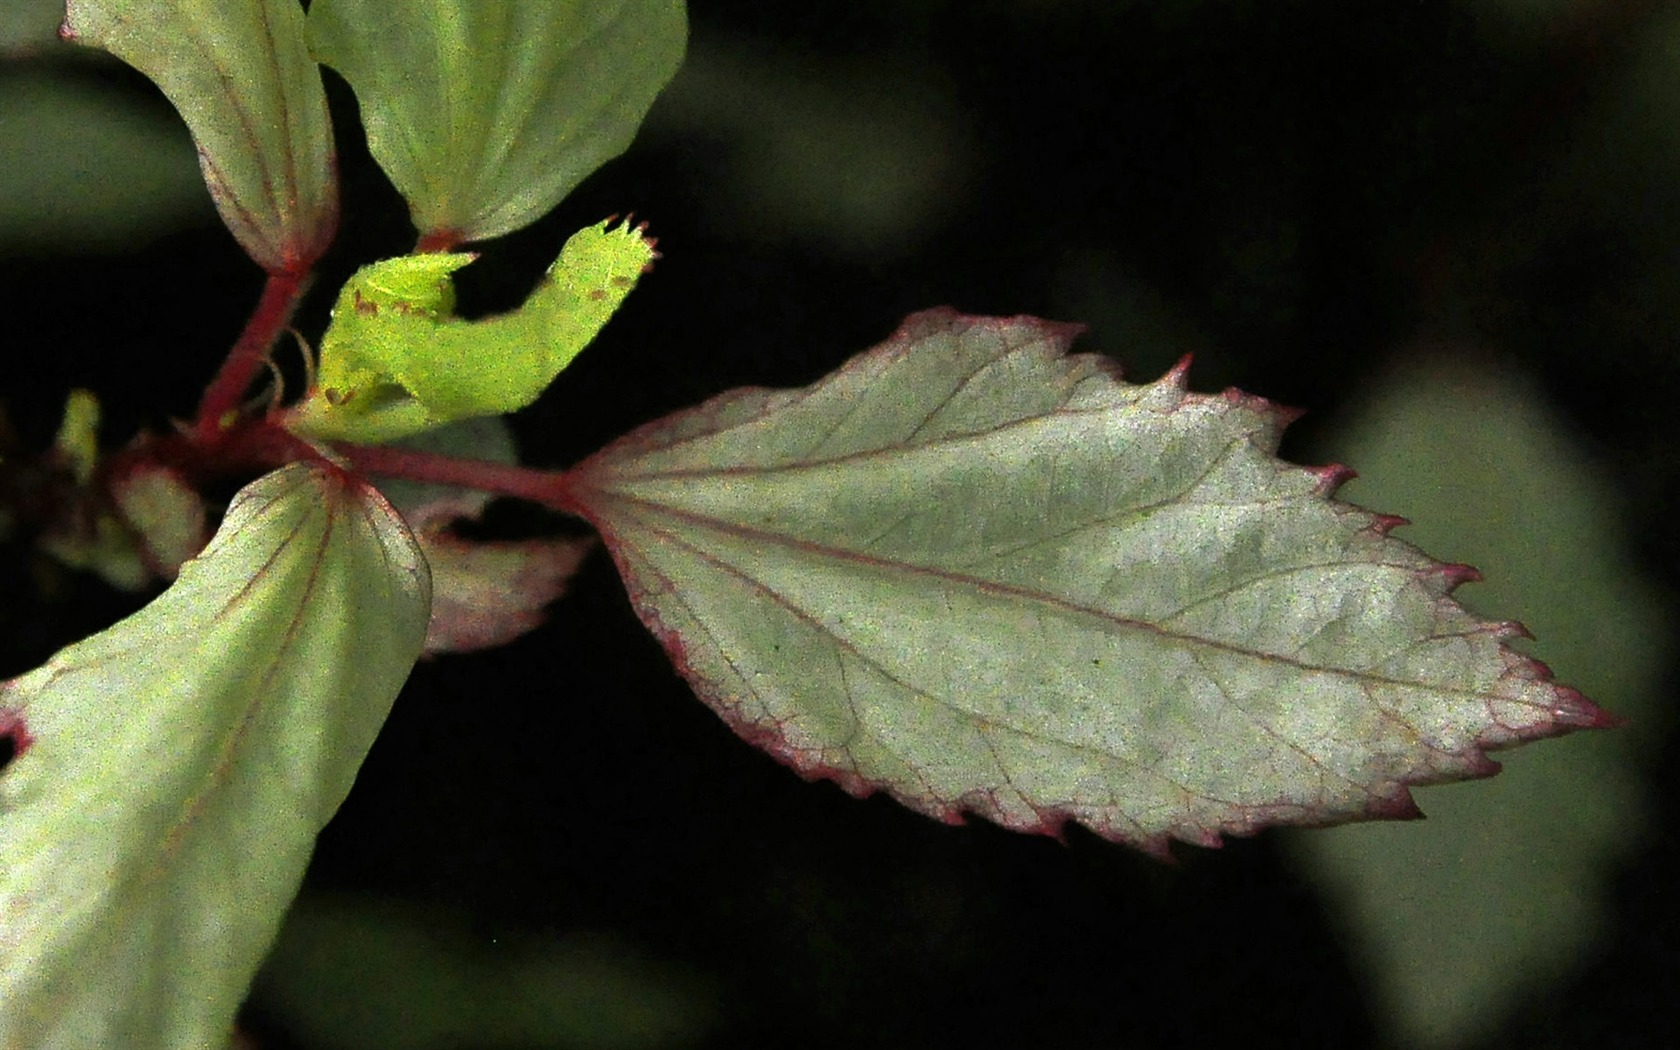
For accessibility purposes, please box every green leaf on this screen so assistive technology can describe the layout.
[566,310,1606,854]
[0,0,64,57]
[252,894,716,1050]
[0,69,214,255]
[1281,352,1665,1048]
[307,0,686,244]
[0,463,430,1048]
[61,0,338,272]
[286,218,657,444]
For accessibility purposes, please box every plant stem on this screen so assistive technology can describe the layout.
[193,270,311,442]
[332,441,574,513]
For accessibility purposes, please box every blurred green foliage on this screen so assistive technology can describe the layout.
[0,71,210,254]
[3,1,1676,1047]
[1288,353,1668,1049]
[253,895,715,1050]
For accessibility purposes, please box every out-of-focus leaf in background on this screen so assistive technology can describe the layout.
[1282,350,1668,1049]
[646,38,974,260]
[0,0,60,58]
[0,70,212,255]
[251,893,716,1050]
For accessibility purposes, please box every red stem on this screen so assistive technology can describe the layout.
[193,270,311,442]
[332,441,578,514]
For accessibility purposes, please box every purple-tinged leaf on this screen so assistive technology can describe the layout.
[566,309,1608,855]
[367,418,592,655]
[61,0,337,272]
[110,461,208,580]
[0,463,429,1048]
[420,533,593,656]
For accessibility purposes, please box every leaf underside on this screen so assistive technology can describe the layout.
[61,0,337,272]
[0,464,430,1049]
[567,309,1606,855]
[306,0,686,243]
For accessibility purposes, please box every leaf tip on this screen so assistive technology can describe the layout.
[1543,683,1621,730]
[1432,561,1483,591]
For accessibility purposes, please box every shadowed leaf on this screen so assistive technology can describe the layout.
[61,0,337,271]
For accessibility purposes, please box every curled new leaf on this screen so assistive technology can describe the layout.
[0,463,430,1048]
[307,0,686,244]
[566,310,1607,855]
[61,0,338,272]
[287,218,657,444]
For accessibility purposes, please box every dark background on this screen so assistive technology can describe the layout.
[3,2,1678,1047]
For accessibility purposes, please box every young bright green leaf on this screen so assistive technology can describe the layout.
[306,0,686,243]
[61,0,338,272]
[566,310,1606,855]
[0,463,430,1049]
[287,218,657,444]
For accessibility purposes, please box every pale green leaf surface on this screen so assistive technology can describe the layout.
[0,463,430,1050]
[62,0,338,272]
[287,219,656,444]
[1281,352,1665,1048]
[568,310,1603,852]
[307,0,685,243]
